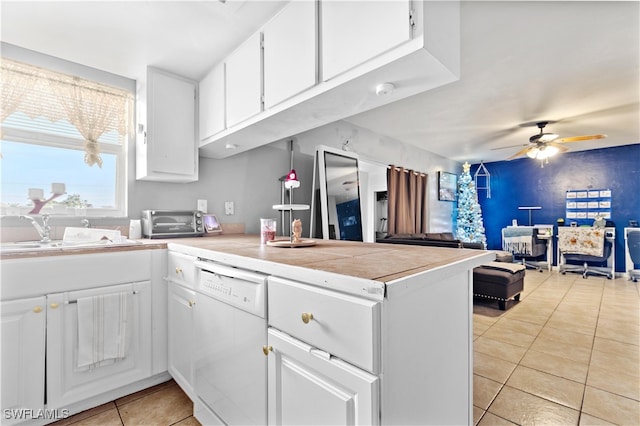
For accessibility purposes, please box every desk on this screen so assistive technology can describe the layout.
[557,227,615,278]
[504,225,553,271]
[534,225,554,271]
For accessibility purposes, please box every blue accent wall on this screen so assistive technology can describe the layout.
[472,144,640,272]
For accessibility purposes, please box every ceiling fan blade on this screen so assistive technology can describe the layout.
[491,143,527,151]
[507,146,532,160]
[555,134,607,143]
[547,142,570,153]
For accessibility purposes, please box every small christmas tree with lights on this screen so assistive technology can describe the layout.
[456,162,487,248]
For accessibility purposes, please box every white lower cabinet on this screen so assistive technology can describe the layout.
[166,246,478,425]
[267,328,379,426]
[266,276,380,426]
[1,250,165,423]
[167,282,196,399]
[166,252,197,399]
[0,297,46,425]
[46,281,152,410]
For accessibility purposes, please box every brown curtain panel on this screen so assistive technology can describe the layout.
[387,166,428,234]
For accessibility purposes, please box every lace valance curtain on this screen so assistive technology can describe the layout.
[1,58,134,167]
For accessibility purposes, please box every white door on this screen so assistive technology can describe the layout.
[1,297,46,425]
[168,282,196,398]
[321,0,411,81]
[226,32,263,127]
[263,0,317,109]
[267,328,379,426]
[199,62,225,141]
[146,67,197,179]
[46,282,152,410]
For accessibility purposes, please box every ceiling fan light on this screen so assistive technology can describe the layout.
[545,145,560,157]
[526,148,540,159]
[527,145,559,160]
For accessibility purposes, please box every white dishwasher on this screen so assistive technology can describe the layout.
[193,259,268,426]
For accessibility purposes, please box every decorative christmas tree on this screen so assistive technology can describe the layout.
[456,162,487,247]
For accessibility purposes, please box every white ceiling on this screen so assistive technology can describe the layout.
[2,1,638,164]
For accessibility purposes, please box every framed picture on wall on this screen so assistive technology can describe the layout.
[438,171,457,201]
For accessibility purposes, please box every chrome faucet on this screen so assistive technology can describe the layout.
[20,214,52,243]
[81,218,91,228]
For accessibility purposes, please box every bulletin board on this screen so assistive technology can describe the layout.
[565,189,612,226]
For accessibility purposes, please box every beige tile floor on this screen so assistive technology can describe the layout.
[56,271,639,426]
[52,380,200,426]
[473,270,640,425]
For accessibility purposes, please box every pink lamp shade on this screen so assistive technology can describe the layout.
[284,169,300,189]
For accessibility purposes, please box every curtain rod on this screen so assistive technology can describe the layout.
[3,65,133,98]
[388,165,427,176]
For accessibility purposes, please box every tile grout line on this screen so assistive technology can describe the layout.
[476,272,562,425]
[479,273,590,424]
[574,276,605,426]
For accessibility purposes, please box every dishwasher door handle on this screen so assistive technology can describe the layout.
[195,260,267,284]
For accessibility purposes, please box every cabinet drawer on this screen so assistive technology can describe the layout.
[167,252,196,289]
[268,276,380,373]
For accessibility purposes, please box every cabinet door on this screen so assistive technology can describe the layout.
[167,282,196,399]
[267,328,379,426]
[199,62,225,141]
[263,0,317,109]
[321,0,411,81]
[46,282,152,410]
[226,32,263,127]
[1,297,46,425]
[144,67,197,181]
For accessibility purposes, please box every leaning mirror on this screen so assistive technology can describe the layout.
[311,146,363,241]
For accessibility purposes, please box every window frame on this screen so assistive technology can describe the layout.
[1,43,135,218]
[1,127,128,217]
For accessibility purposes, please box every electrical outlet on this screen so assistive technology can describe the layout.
[224,201,234,215]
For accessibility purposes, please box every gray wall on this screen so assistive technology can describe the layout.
[292,120,461,233]
[129,140,314,236]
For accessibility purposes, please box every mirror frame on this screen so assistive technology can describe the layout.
[310,145,363,241]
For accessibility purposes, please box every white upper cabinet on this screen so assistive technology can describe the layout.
[198,0,460,159]
[321,0,412,81]
[199,62,225,142]
[138,67,198,182]
[226,32,263,127]
[263,0,317,109]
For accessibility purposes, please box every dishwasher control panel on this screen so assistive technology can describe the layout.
[196,264,267,318]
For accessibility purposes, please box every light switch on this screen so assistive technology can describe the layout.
[224,201,234,215]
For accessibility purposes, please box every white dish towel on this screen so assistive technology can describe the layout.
[77,291,132,369]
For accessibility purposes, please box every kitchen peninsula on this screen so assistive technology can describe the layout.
[2,235,493,425]
[167,235,493,425]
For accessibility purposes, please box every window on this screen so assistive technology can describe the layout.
[1,56,133,217]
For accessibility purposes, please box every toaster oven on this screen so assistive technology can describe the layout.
[141,210,204,238]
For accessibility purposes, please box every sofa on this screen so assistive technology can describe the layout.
[377,233,524,310]
[377,233,485,250]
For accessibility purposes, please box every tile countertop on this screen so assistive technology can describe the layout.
[1,234,494,298]
[166,234,493,283]
[0,239,167,259]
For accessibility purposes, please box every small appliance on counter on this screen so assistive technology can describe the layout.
[141,210,204,238]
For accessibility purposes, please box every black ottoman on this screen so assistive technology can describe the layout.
[473,262,525,310]
[494,250,514,263]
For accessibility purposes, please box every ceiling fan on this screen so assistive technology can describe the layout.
[507,121,607,162]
